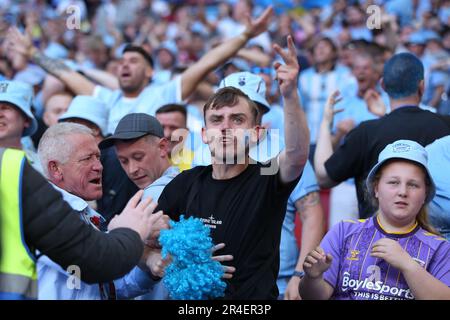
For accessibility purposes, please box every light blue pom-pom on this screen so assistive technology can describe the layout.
[159,215,226,300]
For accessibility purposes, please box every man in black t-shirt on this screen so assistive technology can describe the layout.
[314,52,450,218]
[157,36,310,299]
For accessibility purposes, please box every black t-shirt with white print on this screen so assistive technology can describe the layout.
[157,161,301,300]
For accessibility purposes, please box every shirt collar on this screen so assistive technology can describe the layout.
[374,215,419,238]
[144,166,180,189]
[391,105,419,111]
[50,183,89,212]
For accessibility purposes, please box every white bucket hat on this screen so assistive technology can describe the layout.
[0,80,37,136]
[366,140,436,203]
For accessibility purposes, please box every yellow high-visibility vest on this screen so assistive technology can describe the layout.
[0,148,37,299]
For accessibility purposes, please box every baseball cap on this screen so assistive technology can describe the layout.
[59,96,108,137]
[0,80,37,136]
[406,32,426,45]
[422,30,441,43]
[99,113,164,149]
[366,140,436,203]
[156,41,178,58]
[218,72,270,113]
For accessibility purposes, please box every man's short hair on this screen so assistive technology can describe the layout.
[123,44,154,68]
[38,122,93,178]
[310,36,338,54]
[383,52,424,99]
[203,87,259,124]
[156,103,187,119]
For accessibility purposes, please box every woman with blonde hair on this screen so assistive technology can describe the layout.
[299,140,450,300]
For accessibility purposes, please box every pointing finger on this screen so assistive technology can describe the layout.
[273,43,290,63]
[286,35,298,60]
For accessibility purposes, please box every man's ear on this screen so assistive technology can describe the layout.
[23,118,30,129]
[159,137,170,156]
[145,65,153,79]
[201,127,208,144]
[92,126,101,138]
[48,160,63,182]
[418,79,425,98]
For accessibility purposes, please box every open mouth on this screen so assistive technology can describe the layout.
[89,178,102,185]
[121,71,131,79]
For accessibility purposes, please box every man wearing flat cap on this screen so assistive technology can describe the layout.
[100,113,180,300]
[100,113,179,203]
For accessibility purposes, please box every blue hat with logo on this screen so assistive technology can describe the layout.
[218,72,270,114]
[366,140,436,203]
[59,96,108,137]
[0,80,37,136]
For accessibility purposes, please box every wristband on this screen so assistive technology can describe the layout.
[292,270,305,278]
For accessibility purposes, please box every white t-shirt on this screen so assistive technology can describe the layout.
[93,76,182,134]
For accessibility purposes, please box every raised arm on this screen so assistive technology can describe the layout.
[274,36,309,183]
[6,27,95,96]
[180,6,274,100]
[314,91,342,188]
[236,47,271,67]
[80,67,119,90]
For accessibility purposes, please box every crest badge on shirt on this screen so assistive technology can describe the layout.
[346,250,360,261]
[200,214,223,229]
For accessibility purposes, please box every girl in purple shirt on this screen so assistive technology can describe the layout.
[299,140,450,300]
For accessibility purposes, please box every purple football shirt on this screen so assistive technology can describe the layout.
[321,217,450,300]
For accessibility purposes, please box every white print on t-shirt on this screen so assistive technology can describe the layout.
[341,271,414,300]
[200,214,223,229]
